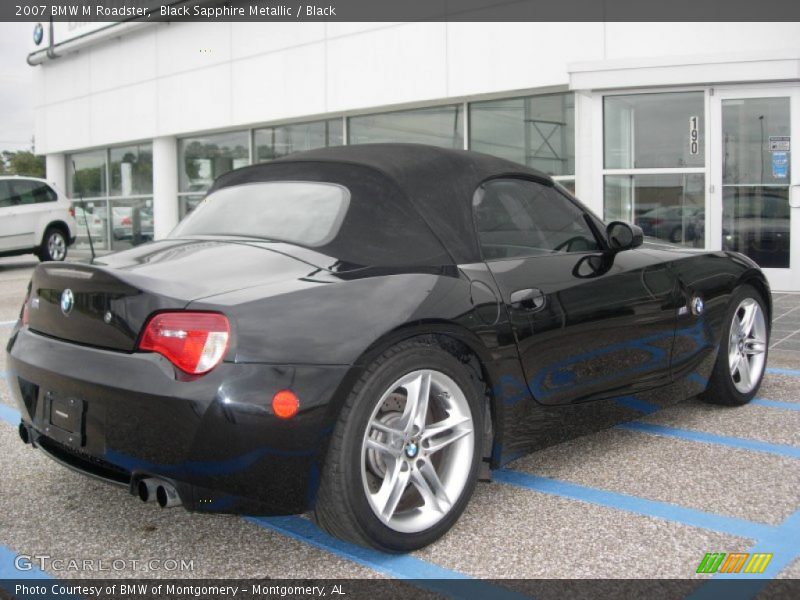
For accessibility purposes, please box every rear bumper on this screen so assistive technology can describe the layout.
[6,326,349,514]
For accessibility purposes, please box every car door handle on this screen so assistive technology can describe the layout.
[510,288,546,311]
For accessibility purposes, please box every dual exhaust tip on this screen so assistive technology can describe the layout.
[18,426,181,509]
[137,477,182,508]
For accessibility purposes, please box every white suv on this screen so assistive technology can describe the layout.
[0,176,77,262]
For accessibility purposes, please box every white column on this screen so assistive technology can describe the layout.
[152,136,179,239]
[573,90,602,214]
[46,153,67,196]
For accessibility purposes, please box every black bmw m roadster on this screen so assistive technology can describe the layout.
[8,144,770,551]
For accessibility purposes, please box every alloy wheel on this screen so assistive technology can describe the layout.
[360,369,475,533]
[728,297,767,394]
[48,232,67,261]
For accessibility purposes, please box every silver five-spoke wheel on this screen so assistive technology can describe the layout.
[728,297,767,394]
[46,230,67,261]
[361,369,475,533]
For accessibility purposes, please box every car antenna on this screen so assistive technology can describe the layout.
[72,160,96,264]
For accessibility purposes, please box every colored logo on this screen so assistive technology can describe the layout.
[696,552,773,574]
[33,23,44,46]
[60,289,74,316]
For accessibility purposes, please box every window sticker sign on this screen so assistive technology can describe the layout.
[772,151,789,179]
[689,116,699,155]
[769,136,790,152]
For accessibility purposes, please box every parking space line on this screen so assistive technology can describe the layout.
[246,516,527,598]
[0,544,53,580]
[751,398,800,412]
[0,544,85,599]
[0,320,15,327]
[767,367,800,377]
[493,469,774,540]
[0,403,18,426]
[617,422,800,459]
[0,402,524,593]
[614,396,660,414]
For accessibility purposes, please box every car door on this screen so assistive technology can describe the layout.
[0,180,24,251]
[8,179,57,250]
[474,178,681,406]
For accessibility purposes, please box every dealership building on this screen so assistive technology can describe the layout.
[27,20,800,290]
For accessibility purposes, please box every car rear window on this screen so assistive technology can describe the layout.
[170,181,350,247]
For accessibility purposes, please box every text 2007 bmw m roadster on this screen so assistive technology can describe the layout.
[8,144,771,551]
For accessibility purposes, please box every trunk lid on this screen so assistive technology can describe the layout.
[27,238,337,351]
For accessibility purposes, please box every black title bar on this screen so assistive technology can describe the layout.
[5,0,800,23]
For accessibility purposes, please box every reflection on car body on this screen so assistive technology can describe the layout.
[7,144,772,551]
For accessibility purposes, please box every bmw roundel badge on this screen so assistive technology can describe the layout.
[60,289,74,316]
[33,23,44,46]
[691,296,705,316]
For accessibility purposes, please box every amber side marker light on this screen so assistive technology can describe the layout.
[272,390,299,419]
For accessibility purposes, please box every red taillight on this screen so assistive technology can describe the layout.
[121,216,132,225]
[68,206,75,218]
[650,218,664,225]
[138,312,230,375]
[272,390,299,419]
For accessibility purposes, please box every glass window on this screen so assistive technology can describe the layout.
[604,92,705,169]
[110,144,153,196]
[473,179,599,260]
[71,199,110,252]
[68,150,107,198]
[348,105,464,148]
[255,119,343,162]
[470,93,575,176]
[722,187,790,268]
[5,180,56,205]
[723,97,791,185]
[172,182,350,248]
[604,174,705,247]
[179,131,250,194]
[179,194,205,219]
[721,96,792,268]
[0,181,12,208]
[109,197,154,251]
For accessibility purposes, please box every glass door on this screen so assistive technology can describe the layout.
[711,87,800,291]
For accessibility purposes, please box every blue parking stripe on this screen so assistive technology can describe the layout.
[246,516,528,598]
[617,422,800,459]
[0,544,84,600]
[0,403,19,426]
[494,470,774,540]
[614,396,660,414]
[752,398,800,412]
[0,409,503,592]
[0,544,54,579]
[767,367,800,377]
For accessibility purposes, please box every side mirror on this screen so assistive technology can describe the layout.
[606,221,644,252]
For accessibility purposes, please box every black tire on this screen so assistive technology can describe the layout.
[314,337,485,552]
[669,226,683,243]
[38,227,68,262]
[701,284,769,406]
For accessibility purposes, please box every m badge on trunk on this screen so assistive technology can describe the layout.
[60,289,74,316]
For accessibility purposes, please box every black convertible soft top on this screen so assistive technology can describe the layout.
[211,143,553,266]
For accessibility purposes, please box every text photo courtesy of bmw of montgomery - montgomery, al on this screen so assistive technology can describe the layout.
[1,2,800,598]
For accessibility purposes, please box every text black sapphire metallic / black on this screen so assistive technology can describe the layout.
[6,144,772,551]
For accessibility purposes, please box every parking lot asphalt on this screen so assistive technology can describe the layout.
[0,255,798,591]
